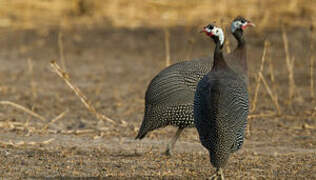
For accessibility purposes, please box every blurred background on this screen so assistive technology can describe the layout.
[0,0,315,178]
[0,0,315,30]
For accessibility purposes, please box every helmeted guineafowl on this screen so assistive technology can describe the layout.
[135,58,212,155]
[194,24,249,179]
[135,16,255,156]
[226,16,255,84]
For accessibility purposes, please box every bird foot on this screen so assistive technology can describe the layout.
[209,175,222,180]
[162,148,172,156]
[209,168,224,180]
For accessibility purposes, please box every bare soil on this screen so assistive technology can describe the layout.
[0,25,315,179]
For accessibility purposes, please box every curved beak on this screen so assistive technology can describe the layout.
[200,28,213,36]
[200,29,207,33]
[247,22,256,27]
[242,21,256,30]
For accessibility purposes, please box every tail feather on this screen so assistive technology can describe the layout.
[136,103,153,140]
[135,108,150,140]
[135,131,147,140]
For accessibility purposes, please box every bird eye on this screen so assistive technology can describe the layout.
[208,24,214,29]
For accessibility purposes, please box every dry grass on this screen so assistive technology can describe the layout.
[311,55,315,100]
[0,100,46,121]
[0,138,54,147]
[0,13,315,178]
[247,40,284,136]
[282,27,298,109]
[221,19,231,54]
[251,40,270,113]
[249,40,281,116]
[164,28,171,67]
[49,60,116,124]
[267,56,275,85]
[310,27,315,101]
[0,0,315,30]
[58,31,66,71]
[27,58,37,99]
[41,109,69,131]
[258,72,282,115]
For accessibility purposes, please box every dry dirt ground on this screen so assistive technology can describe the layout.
[0,25,315,179]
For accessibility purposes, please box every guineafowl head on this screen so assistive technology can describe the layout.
[201,24,224,48]
[231,16,255,33]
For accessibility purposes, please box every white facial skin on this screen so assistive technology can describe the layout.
[204,26,224,46]
[231,20,248,33]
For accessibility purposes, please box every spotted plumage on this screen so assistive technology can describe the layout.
[135,16,255,156]
[194,21,253,179]
[136,58,212,140]
[195,70,249,167]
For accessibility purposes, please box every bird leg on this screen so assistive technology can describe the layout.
[163,127,184,156]
[209,168,225,180]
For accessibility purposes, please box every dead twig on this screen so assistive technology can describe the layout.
[250,40,270,113]
[51,109,69,124]
[0,121,22,129]
[28,58,37,98]
[267,55,281,112]
[164,28,171,67]
[282,27,297,107]
[225,37,231,54]
[223,26,231,54]
[311,55,315,101]
[267,56,276,85]
[259,72,282,115]
[0,138,54,147]
[266,42,276,86]
[0,101,46,121]
[49,61,115,124]
[62,129,95,135]
[248,112,277,119]
[42,109,69,131]
[310,26,315,100]
[185,38,195,60]
[58,30,66,70]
